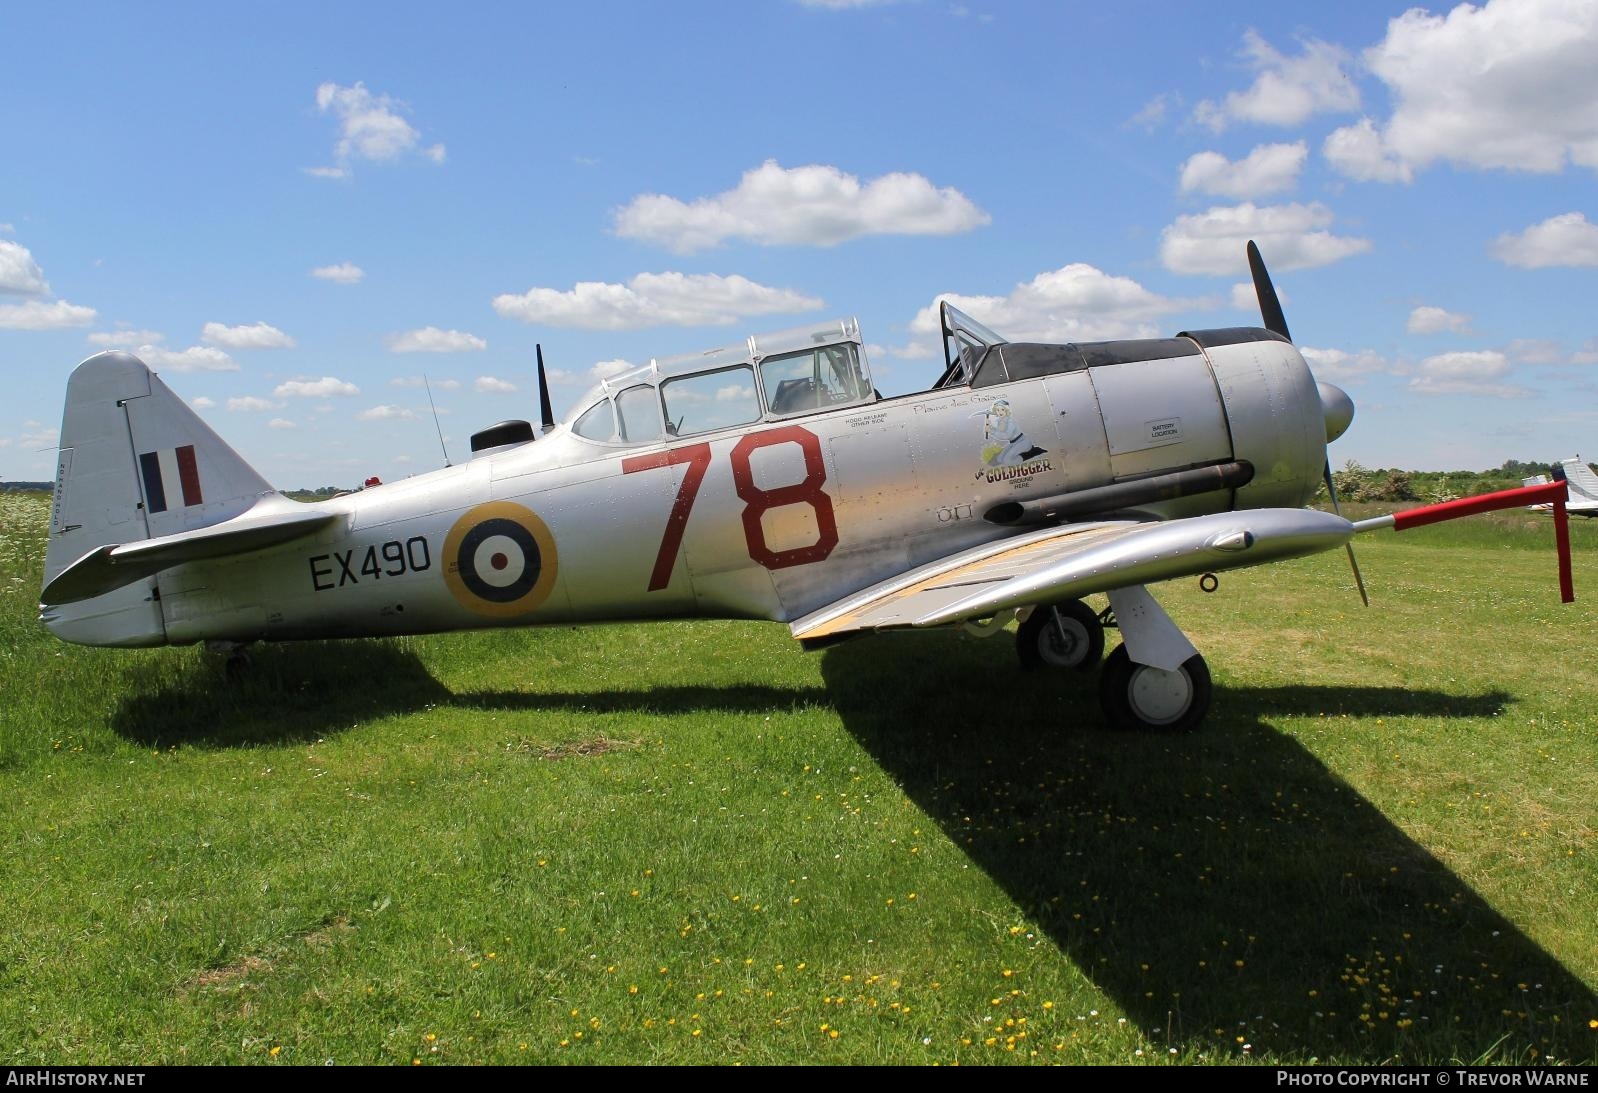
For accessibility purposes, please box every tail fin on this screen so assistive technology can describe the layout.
[41,352,277,644]
[1553,458,1598,504]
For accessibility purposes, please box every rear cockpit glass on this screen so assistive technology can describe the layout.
[662,365,761,436]
[617,385,664,443]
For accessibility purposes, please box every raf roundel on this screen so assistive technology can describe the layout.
[442,501,559,617]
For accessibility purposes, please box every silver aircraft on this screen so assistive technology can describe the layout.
[38,244,1574,731]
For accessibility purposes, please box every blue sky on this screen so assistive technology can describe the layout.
[4,0,1597,486]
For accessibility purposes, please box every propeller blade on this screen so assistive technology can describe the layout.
[1324,459,1369,606]
[1247,240,1292,342]
[536,343,556,434]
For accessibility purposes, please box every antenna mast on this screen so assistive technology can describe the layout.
[424,376,451,467]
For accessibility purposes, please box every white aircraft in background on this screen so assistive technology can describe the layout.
[1525,458,1598,517]
[37,244,1575,732]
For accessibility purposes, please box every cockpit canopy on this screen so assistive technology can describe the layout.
[566,318,876,445]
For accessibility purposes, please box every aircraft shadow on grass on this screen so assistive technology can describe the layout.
[820,632,1598,1064]
[110,639,453,748]
[107,631,1596,1062]
[109,638,828,748]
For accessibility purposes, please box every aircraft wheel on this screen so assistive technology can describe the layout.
[223,646,253,682]
[1017,599,1104,672]
[1098,645,1211,732]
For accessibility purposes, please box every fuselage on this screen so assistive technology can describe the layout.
[42,323,1331,648]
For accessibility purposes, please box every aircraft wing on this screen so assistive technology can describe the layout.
[791,508,1354,643]
[41,504,341,605]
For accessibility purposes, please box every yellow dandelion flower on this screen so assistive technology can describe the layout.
[269,1046,281,1057]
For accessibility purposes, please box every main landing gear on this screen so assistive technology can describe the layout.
[1012,585,1212,732]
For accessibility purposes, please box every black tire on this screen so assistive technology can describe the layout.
[1097,645,1211,732]
[1016,599,1105,672]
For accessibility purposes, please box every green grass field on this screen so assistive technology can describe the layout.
[2,490,1594,1065]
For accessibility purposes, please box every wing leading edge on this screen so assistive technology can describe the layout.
[791,508,1355,642]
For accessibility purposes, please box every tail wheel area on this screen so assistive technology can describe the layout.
[1017,599,1105,672]
[1098,645,1211,732]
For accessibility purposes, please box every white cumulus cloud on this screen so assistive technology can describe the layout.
[612,160,990,253]
[1506,338,1567,365]
[358,404,417,421]
[1229,281,1290,312]
[135,344,236,372]
[1336,0,1598,181]
[1179,142,1306,199]
[391,376,461,389]
[474,376,517,394]
[191,396,215,410]
[202,321,296,349]
[1490,212,1598,268]
[0,299,96,330]
[1300,347,1397,383]
[1194,31,1359,131]
[0,240,50,295]
[899,264,1197,358]
[310,262,365,284]
[227,396,282,412]
[268,418,297,430]
[88,329,164,347]
[1571,339,1598,365]
[1406,306,1471,334]
[275,376,359,398]
[1409,350,1529,397]
[494,271,822,330]
[387,327,487,353]
[591,359,634,380]
[1323,118,1415,184]
[1160,202,1371,276]
[309,81,446,177]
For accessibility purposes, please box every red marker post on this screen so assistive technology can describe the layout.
[1354,480,1574,603]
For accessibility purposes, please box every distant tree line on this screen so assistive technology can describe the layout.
[283,486,352,502]
[1324,459,1593,505]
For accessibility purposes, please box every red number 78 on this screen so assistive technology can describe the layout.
[621,426,838,592]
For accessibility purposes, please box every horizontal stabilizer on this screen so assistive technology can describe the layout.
[41,503,340,605]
